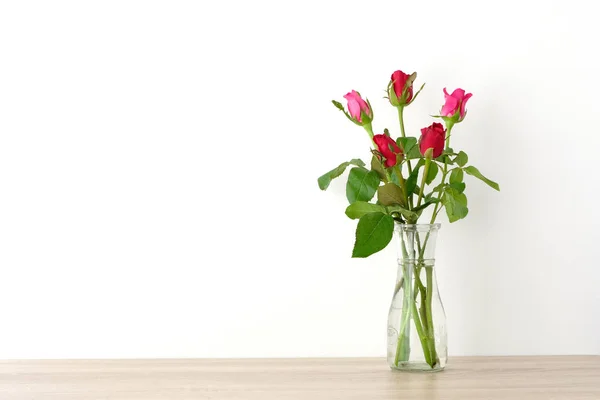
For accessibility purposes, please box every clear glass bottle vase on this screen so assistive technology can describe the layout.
[387,223,447,372]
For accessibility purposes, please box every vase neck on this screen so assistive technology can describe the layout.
[395,223,440,266]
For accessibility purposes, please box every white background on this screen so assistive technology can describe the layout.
[0,0,599,359]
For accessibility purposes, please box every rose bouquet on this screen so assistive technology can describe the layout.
[318,70,499,371]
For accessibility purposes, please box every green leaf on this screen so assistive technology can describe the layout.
[425,162,439,185]
[345,202,386,220]
[435,148,456,165]
[436,155,454,165]
[454,151,468,167]
[318,159,366,190]
[431,182,444,193]
[424,191,437,202]
[377,183,406,207]
[448,182,466,193]
[408,147,421,159]
[332,100,345,111]
[370,155,386,180]
[406,72,417,88]
[411,198,439,213]
[396,137,415,152]
[464,166,500,191]
[386,205,418,222]
[352,212,395,258]
[442,188,469,223]
[346,168,380,204]
[390,170,400,186]
[390,172,400,186]
[454,191,468,206]
[406,159,424,196]
[449,168,464,184]
[409,82,426,104]
[396,137,421,159]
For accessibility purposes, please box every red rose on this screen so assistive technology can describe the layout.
[419,123,446,158]
[373,134,403,167]
[388,70,414,106]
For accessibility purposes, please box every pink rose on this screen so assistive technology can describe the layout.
[389,70,414,106]
[343,90,372,124]
[373,134,403,167]
[419,122,446,158]
[441,88,472,121]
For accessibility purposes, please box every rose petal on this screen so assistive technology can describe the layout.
[441,96,459,117]
[460,93,473,119]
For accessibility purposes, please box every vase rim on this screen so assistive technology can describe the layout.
[394,223,441,232]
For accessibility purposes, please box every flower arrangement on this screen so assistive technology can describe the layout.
[318,69,499,371]
[319,70,499,258]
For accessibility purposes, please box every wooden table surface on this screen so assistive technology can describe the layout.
[0,356,598,399]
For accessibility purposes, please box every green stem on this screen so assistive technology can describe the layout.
[398,107,406,137]
[397,107,414,209]
[444,121,454,150]
[364,123,376,148]
[429,125,453,224]
[429,167,447,224]
[415,228,438,368]
[416,158,431,208]
[394,227,439,369]
[412,265,426,301]
[394,267,412,365]
[397,107,411,171]
[394,237,412,365]
[411,299,433,367]
[393,166,409,207]
[426,267,438,366]
[393,277,403,298]
[414,237,428,328]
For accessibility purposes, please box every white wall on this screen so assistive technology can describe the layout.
[0,0,598,359]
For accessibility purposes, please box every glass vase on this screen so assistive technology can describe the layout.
[387,223,447,372]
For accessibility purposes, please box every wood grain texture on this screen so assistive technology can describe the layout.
[0,356,599,399]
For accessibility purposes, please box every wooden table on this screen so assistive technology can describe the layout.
[0,356,598,399]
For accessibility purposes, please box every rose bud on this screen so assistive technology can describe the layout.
[419,122,446,158]
[343,90,372,126]
[373,134,403,167]
[388,70,415,107]
[441,88,472,122]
